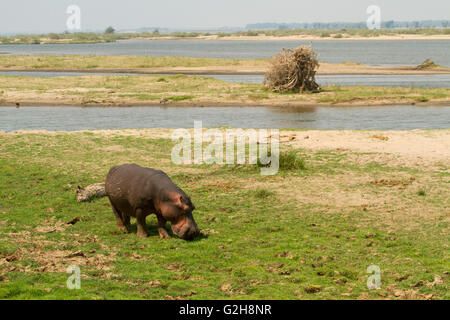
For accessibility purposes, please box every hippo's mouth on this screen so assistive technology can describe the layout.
[171,218,199,240]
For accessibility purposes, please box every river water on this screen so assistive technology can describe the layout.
[1,39,449,67]
[0,40,448,131]
[1,106,449,131]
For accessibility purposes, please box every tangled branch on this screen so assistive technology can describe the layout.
[264,46,320,93]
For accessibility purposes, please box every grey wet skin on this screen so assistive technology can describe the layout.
[105,164,200,240]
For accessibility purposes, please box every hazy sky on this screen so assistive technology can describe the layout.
[0,0,449,34]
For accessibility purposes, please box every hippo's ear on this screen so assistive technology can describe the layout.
[177,195,192,211]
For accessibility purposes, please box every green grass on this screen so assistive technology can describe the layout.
[0,55,266,70]
[314,85,449,104]
[0,131,448,299]
[279,150,306,170]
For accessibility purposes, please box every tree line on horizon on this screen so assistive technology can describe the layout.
[246,20,450,30]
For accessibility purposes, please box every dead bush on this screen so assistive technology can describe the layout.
[264,46,320,93]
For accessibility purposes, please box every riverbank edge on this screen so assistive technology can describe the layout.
[3,34,450,45]
[180,34,450,41]
[1,67,450,76]
[2,99,450,108]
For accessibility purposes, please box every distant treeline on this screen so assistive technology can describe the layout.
[1,22,450,45]
[246,20,450,30]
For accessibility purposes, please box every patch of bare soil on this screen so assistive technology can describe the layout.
[34,217,71,233]
[0,219,116,274]
[370,177,416,187]
[283,130,450,169]
[0,246,114,273]
[240,167,448,231]
[382,281,444,300]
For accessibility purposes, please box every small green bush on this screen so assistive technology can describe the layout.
[167,95,195,101]
[258,150,306,171]
[279,150,306,170]
[245,31,259,36]
[253,189,276,199]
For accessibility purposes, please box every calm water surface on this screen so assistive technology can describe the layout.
[0,105,448,131]
[1,39,449,66]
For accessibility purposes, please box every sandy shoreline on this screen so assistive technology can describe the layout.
[124,34,450,41]
[1,62,449,75]
[2,100,450,108]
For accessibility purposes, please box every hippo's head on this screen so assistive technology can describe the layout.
[161,193,200,240]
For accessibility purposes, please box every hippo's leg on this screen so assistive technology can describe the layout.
[157,215,171,239]
[110,202,128,233]
[135,208,148,238]
[122,215,130,228]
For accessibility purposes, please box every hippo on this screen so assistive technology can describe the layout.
[105,164,199,240]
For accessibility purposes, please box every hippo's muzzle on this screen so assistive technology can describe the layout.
[171,213,200,240]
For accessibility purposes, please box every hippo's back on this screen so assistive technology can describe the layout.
[105,164,164,201]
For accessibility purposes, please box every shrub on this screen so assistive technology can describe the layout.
[279,150,306,170]
[167,95,195,101]
[258,150,306,171]
[253,189,276,198]
[415,59,440,70]
[48,33,61,40]
[264,46,320,93]
[246,31,259,36]
[105,26,115,34]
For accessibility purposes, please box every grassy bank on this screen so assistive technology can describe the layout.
[1,55,449,75]
[0,55,266,71]
[1,28,450,45]
[0,129,448,299]
[0,74,448,106]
